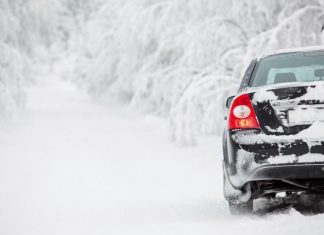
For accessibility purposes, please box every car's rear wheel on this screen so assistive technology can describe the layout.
[229,200,253,215]
[223,163,253,214]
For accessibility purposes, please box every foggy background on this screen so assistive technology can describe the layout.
[1,1,324,234]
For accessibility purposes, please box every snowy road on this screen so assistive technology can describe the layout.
[0,77,323,235]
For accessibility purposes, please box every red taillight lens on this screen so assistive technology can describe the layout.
[228,94,260,130]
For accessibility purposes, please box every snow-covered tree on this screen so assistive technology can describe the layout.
[65,0,324,145]
[3,0,324,144]
[0,0,77,118]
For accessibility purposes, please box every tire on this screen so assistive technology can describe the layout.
[223,162,253,215]
[229,200,253,215]
[294,193,324,215]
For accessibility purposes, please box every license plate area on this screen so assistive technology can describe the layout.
[288,106,324,125]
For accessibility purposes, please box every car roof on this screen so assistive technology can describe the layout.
[259,46,324,60]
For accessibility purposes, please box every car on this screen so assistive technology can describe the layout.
[223,47,324,214]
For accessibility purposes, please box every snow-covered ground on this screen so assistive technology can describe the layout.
[0,74,323,235]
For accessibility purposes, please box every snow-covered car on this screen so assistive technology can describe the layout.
[223,47,324,214]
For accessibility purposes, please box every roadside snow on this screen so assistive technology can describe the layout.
[0,75,324,235]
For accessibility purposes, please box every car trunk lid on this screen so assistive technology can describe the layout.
[250,82,324,136]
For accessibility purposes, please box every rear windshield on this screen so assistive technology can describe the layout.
[250,51,324,87]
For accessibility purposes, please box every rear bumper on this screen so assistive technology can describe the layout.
[247,163,324,182]
[224,130,324,188]
[228,155,324,188]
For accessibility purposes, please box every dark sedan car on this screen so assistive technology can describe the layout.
[223,47,324,214]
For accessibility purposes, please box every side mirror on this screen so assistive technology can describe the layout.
[226,96,235,109]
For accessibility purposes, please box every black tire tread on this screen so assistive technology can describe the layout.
[229,200,253,215]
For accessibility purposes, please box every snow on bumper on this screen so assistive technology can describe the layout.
[228,131,324,188]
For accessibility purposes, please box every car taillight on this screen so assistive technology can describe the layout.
[228,93,260,130]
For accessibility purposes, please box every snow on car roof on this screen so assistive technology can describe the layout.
[259,45,324,59]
